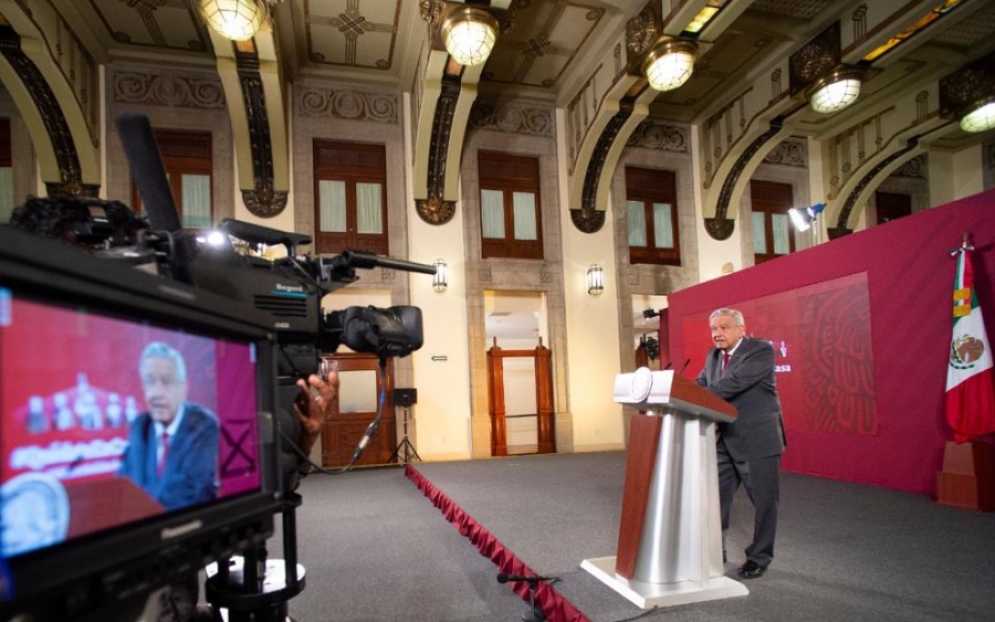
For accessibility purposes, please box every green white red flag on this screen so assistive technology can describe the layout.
[944,236,995,443]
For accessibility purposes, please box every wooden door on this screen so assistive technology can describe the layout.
[320,353,397,467]
[487,338,556,456]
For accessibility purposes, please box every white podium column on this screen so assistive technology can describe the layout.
[581,368,748,609]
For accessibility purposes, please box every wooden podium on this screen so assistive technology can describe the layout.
[581,368,749,608]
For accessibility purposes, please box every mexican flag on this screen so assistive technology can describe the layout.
[944,240,995,443]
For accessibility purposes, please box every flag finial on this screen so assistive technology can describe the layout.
[951,233,975,256]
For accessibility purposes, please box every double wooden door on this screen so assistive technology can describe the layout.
[320,353,397,468]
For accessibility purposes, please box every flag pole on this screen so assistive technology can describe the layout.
[937,232,995,511]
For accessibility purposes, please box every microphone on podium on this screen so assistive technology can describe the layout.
[663,361,673,370]
[678,358,691,374]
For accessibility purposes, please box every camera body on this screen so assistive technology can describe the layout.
[0,112,435,620]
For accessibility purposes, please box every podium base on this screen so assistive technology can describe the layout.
[581,556,748,610]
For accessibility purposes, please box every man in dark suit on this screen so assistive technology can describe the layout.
[696,308,786,579]
[119,341,219,511]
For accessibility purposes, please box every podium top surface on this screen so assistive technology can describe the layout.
[614,368,737,423]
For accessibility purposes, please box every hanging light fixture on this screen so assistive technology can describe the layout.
[433,260,449,293]
[198,0,266,42]
[959,98,995,133]
[642,39,697,92]
[808,68,864,114]
[587,264,604,296]
[441,6,499,67]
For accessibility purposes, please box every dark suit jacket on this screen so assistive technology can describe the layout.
[696,337,786,462]
[118,403,220,510]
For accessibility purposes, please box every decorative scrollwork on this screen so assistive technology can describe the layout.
[416,195,456,225]
[237,53,286,217]
[626,8,658,56]
[114,71,226,109]
[792,42,835,83]
[710,123,784,240]
[502,0,532,33]
[582,107,632,210]
[242,182,288,218]
[704,217,735,240]
[570,208,605,233]
[625,120,688,152]
[763,139,807,167]
[299,87,399,123]
[468,102,553,136]
[46,180,100,199]
[0,26,93,197]
[419,0,444,25]
[789,22,840,94]
[835,143,917,234]
[894,154,926,179]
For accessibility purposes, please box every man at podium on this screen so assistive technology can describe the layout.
[696,308,786,580]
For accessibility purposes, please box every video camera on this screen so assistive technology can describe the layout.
[0,112,435,621]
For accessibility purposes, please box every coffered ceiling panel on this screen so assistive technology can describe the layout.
[482,0,605,89]
[749,0,836,21]
[304,0,401,70]
[932,7,995,49]
[88,0,209,52]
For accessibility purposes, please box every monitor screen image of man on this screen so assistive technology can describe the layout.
[119,341,219,511]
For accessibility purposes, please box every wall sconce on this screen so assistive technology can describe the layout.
[642,39,698,92]
[433,259,448,293]
[788,203,826,232]
[441,6,499,67]
[587,264,604,296]
[198,0,266,41]
[960,98,995,133]
[808,67,863,114]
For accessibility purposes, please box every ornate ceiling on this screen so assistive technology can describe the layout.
[47,0,993,131]
[2,0,993,222]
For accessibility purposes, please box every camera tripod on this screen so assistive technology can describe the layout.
[204,494,305,622]
[388,406,420,463]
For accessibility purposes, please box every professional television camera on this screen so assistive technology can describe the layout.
[0,112,435,622]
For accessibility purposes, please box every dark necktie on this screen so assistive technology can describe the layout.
[158,431,170,478]
[721,351,730,374]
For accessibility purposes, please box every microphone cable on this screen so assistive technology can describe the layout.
[279,357,388,476]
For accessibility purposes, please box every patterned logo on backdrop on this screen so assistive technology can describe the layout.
[804,280,877,435]
[950,335,985,369]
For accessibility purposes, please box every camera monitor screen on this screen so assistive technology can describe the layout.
[0,287,262,559]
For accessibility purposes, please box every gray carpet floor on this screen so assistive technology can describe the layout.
[271,451,995,622]
[269,467,529,622]
[412,452,995,622]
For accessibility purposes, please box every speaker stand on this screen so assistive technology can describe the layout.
[389,407,421,463]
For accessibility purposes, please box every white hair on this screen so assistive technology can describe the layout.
[139,341,187,382]
[709,308,744,326]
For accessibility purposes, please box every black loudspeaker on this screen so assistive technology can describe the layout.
[394,388,417,407]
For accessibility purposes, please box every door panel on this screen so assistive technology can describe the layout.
[320,353,396,467]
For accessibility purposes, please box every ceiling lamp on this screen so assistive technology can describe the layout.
[441,6,499,67]
[198,0,265,42]
[643,39,698,92]
[959,99,995,133]
[809,68,864,114]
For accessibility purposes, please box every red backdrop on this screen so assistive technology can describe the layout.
[668,189,995,496]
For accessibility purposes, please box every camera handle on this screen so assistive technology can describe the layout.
[204,493,305,622]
